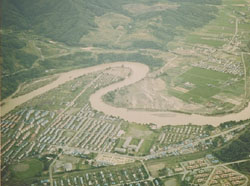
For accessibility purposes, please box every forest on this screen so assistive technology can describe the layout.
[214,126,250,162]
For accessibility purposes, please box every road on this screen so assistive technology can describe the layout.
[140,160,154,181]
[197,123,247,143]
[229,17,238,46]
[242,52,248,100]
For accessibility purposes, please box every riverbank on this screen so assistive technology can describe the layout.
[1,62,250,127]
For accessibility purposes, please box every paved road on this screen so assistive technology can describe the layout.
[52,145,143,161]
[198,124,247,143]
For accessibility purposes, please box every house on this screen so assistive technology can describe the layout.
[210,180,218,185]
[115,148,126,153]
[174,167,183,173]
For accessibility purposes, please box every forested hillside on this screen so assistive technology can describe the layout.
[2,0,220,45]
[2,0,128,45]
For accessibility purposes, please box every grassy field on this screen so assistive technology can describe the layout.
[11,159,44,180]
[162,176,183,186]
[186,34,226,48]
[130,138,141,146]
[122,123,158,155]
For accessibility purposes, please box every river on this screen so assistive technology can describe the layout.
[1,62,250,126]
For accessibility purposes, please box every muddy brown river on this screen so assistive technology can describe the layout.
[1,62,250,126]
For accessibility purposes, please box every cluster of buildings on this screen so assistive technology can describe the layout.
[194,169,212,184]
[177,154,248,186]
[38,127,68,145]
[174,157,247,186]
[92,73,123,90]
[74,118,121,153]
[36,103,122,155]
[182,159,209,171]
[185,18,244,77]
[115,136,144,154]
[46,164,148,186]
[1,97,126,172]
[193,58,244,76]
[1,113,21,134]
[209,167,247,186]
[1,108,56,169]
[25,109,53,126]
[157,125,206,146]
[95,153,135,166]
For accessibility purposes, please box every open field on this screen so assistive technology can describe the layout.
[11,159,43,180]
[163,177,181,186]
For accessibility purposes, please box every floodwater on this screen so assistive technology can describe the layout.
[1,62,250,127]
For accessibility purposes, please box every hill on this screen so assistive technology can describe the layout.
[2,0,123,45]
[2,0,220,45]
